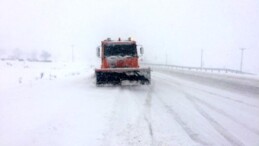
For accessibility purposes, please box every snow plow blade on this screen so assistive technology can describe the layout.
[95,68,151,86]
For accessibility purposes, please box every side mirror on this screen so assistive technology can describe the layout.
[140,47,144,55]
[96,46,100,57]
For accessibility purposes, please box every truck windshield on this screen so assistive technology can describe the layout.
[104,44,137,57]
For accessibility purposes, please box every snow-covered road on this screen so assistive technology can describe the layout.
[1,63,259,146]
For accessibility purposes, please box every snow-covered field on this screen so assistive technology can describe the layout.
[1,61,259,146]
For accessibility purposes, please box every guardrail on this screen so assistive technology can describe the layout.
[142,63,251,74]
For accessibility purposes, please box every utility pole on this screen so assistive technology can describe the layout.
[165,51,168,65]
[240,48,246,72]
[200,49,203,68]
[165,46,168,65]
[71,45,74,62]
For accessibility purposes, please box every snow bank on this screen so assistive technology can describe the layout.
[0,61,91,90]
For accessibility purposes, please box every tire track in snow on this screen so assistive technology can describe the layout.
[155,69,259,97]
[192,89,259,110]
[144,85,154,144]
[155,93,210,146]
[154,72,259,110]
[154,71,258,145]
[123,86,154,146]
[185,94,245,146]
[101,86,153,146]
[100,87,123,146]
[186,93,259,136]
[128,85,155,145]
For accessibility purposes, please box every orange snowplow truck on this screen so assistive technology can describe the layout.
[95,37,151,85]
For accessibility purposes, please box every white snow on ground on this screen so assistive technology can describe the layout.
[0,61,259,146]
[0,61,90,90]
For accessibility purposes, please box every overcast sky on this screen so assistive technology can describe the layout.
[0,0,258,73]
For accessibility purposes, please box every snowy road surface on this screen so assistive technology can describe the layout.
[1,62,259,146]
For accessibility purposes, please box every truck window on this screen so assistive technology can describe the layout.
[104,44,137,57]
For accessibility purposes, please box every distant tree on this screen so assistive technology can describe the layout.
[40,50,51,61]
